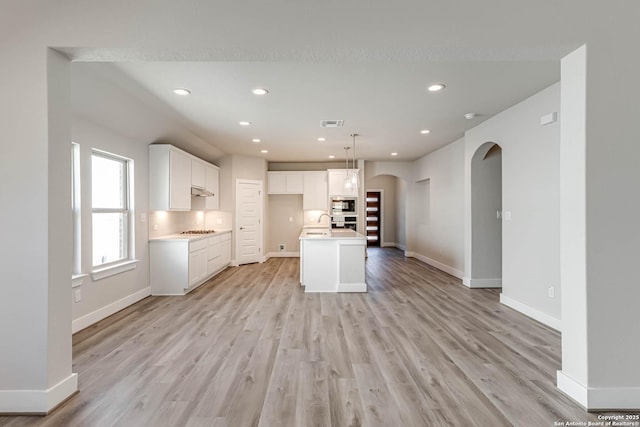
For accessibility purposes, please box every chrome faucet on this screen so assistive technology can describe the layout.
[317,213,331,223]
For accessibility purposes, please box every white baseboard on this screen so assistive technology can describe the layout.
[462,277,502,288]
[404,251,464,280]
[0,373,78,414]
[338,283,367,292]
[72,286,151,334]
[499,294,561,331]
[395,243,406,251]
[266,251,300,258]
[557,370,640,410]
[557,371,588,409]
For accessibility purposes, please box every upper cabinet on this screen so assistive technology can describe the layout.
[191,159,206,189]
[149,144,220,211]
[328,169,359,197]
[303,171,328,211]
[268,171,304,194]
[192,163,219,211]
[149,145,192,211]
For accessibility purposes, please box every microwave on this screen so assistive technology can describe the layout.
[331,198,356,213]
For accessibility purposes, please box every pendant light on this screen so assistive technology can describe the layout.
[350,133,359,190]
[343,146,353,190]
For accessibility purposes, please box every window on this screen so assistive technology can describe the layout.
[71,142,82,277]
[91,150,133,268]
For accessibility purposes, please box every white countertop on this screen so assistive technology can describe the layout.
[150,229,232,242]
[299,228,366,240]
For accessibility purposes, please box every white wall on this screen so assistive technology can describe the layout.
[223,155,268,262]
[408,138,466,277]
[70,119,150,327]
[465,82,561,325]
[69,63,157,330]
[395,179,407,249]
[558,39,640,408]
[267,195,303,255]
[0,45,76,412]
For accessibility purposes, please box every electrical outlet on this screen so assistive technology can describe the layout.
[288,217,293,222]
[503,211,512,221]
[140,213,146,222]
[279,244,285,252]
[153,224,159,231]
[74,288,82,303]
[548,286,555,298]
[216,218,223,225]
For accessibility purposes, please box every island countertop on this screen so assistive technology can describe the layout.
[299,228,366,240]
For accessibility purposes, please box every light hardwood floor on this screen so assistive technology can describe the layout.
[0,249,609,426]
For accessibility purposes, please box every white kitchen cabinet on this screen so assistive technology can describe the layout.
[303,171,328,211]
[188,240,208,288]
[328,169,359,197]
[268,171,304,194]
[149,231,232,295]
[149,145,192,211]
[191,163,220,211]
[207,235,221,274]
[220,233,231,266]
[191,159,206,189]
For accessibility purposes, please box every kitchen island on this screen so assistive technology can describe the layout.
[299,228,367,293]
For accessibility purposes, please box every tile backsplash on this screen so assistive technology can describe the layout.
[149,210,232,238]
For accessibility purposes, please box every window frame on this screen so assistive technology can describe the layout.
[90,149,134,270]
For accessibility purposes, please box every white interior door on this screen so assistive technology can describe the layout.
[235,179,263,265]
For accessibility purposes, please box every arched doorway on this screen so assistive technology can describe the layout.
[469,142,502,288]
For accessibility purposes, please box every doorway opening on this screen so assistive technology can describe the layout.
[366,191,381,247]
[469,142,503,288]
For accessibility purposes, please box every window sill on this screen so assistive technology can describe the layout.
[72,274,88,288]
[91,260,139,281]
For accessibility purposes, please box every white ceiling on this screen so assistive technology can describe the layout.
[22,0,630,165]
[111,60,559,162]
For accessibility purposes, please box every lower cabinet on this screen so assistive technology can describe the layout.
[189,239,208,287]
[150,231,232,295]
[206,232,231,275]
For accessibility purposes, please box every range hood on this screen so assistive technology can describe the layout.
[191,187,214,197]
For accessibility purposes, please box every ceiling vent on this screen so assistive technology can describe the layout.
[320,120,344,128]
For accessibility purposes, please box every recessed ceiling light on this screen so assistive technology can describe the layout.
[464,112,477,120]
[173,88,191,96]
[420,129,431,134]
[328,155,335,159]
[391,152,398,156]
[252,138,261,143]
[252,88,269,96]
[427,83,446,92]
[261,149,268,154]
[317,137,326,142]
[239,121,251,126]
